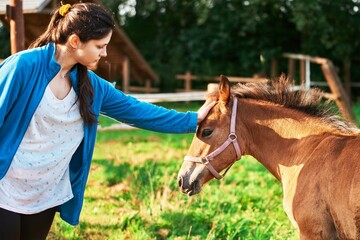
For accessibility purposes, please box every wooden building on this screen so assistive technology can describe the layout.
[0,0,159,93]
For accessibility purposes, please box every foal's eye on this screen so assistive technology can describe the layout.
[201,128,213,138]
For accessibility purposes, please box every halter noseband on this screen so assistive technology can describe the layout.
[184,99,241,180]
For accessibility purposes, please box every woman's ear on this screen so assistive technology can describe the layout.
[68,34,81,49]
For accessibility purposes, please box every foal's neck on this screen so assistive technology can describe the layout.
[238,99,338,180]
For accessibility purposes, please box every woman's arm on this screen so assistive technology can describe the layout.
[96,78,214,133]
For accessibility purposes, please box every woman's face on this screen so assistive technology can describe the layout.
[75,31,113,69]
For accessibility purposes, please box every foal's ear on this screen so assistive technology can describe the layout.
[219,75,231,104]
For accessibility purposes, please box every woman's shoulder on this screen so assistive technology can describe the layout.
[3,44,52,68]
[22,44,53,62]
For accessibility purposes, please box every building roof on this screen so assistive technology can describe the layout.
[0,0,53,14]
[0,0,159,85]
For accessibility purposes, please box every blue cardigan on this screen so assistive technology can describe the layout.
[0,43,197,225]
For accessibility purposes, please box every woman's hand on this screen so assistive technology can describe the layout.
[197,99,217,124]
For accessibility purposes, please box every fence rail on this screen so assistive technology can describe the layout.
[176,72,267,92]
[130,91,206,103]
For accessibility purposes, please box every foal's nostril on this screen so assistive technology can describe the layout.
[178,176,183,188]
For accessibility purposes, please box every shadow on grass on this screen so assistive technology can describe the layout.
[49,220,124,240]
[149,210,213,239]
[92,159,132,186]
[93,158,178,189]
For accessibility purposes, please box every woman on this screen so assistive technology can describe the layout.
[0,3,215,239]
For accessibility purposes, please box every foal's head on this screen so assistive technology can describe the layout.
[178,76,240,195]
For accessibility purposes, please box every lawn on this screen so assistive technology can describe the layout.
[47,102,360,240]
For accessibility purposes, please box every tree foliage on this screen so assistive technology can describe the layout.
[105,0,359,91]
[0,0,358,91]
[290,0,360,60]
[0,23,10,59]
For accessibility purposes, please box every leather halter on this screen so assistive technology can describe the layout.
[184,99,242,180]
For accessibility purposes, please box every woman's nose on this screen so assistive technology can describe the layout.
[100,47,107,58]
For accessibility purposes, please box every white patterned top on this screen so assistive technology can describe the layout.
[0,86,84,214]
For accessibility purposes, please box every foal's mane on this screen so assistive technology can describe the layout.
[232,74,358,133]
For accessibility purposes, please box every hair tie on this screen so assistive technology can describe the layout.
[59,4,71,17]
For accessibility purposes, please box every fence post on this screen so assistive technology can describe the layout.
[145,79,151,93]
[7,0,25,54]
[122,57,130,93]
[321,60,355,123]
[288,58,295,80]
[184,71,192,92]
[271,59,278,78]
[300,60,305,86]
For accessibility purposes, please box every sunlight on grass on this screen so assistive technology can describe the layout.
[47,93,360,239]
[49,128,298,239]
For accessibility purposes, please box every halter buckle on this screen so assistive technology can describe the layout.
[201,156,211,164]
[228,133,237,142]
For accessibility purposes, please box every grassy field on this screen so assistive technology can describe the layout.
[48,102,360,240]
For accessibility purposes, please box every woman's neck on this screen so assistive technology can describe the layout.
[55,44,76,77]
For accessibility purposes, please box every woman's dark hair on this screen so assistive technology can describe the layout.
[29,3,115,125]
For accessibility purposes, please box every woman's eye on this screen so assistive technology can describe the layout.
[201,129,213,138]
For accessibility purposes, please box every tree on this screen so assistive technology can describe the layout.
[118,0,301,89]
[0,23,10,59]
[290,0,360,60]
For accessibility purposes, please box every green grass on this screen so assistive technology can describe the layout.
[47,102,360,239]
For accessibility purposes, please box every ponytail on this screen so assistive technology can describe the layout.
[77,64,97,125]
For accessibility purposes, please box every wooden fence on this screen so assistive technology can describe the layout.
[281,53,355,122]
[98,53,356,131]
[176,72,267,92]
[175,54,355,123]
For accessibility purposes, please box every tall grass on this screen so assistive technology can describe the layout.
[48,102,360,239]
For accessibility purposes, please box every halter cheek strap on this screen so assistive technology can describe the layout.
[184,99,241,180]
